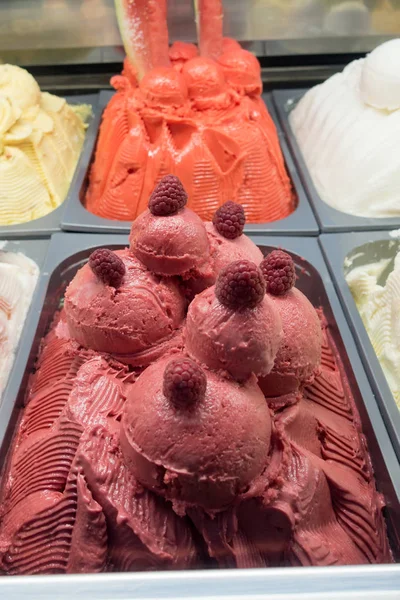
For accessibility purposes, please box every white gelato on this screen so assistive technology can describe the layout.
[0,250,39,399]
[346,250,400,408]
[290,39,400,218]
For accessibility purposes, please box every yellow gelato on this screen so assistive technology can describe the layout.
[0,64,89,225]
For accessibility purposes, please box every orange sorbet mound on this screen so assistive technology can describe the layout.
[85,44,295,223]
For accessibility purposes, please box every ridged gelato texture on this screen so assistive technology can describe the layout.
[0,203,392,573]
[85,43,294,223]
[0,64,88,225]
[0,249,38,399]
[290,39,400,218]
[346,249,400,408]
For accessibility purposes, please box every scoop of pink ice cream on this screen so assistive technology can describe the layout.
[259,288,322,397]
[206,221,263,272]
[121,355,271,510]
[64,249,185,363]
[130,207,212,277]
[185,285,282,381]
[181,223,263,299]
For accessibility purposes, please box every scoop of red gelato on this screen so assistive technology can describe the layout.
[64,249,185,362]
[121,355,271,510]
[130,207,212,277]
[205,221,263,272]
[259,288,322,397]
[185,285,282,381]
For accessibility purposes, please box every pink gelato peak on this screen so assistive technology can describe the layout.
[120,354,271,510]
[139,66,188,108]
[64,249,185,362]
[130,177,211,277]
[185,264,283,381]
[259,287,322,397]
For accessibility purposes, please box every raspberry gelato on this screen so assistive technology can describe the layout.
[0,176,391,574]
[85,0,294,223]
[65,248,185,366]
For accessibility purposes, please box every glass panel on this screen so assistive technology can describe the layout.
[0,0,399,66]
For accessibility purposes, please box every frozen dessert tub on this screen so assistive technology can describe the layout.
[0,232,398,596]
[61,91,319,237]
[0,94,97,239]
[320,231,400,461]
[0,237,49,405]
[273,89,400,234]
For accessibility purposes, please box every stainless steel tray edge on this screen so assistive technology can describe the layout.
[319,231,400,461]
[0,564,399,599]
[61,91,319,236]
[0,94,98,239]
[272,89,400,234]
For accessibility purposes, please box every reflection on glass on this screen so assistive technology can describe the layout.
[0,0,399,65]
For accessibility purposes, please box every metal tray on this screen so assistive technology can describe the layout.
[320,231,400,461]
[272,89,400,234]
[0,237,49,407]
[0,94,98,239]
[61,91,319,236]
[0,232,398,597]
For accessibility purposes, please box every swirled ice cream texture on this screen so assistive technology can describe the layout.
[0,249,38,399]
[0,64,89,225]
[346,249,400,408]
[290,39,400,218]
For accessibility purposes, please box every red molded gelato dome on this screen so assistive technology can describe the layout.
[121,355,271,510]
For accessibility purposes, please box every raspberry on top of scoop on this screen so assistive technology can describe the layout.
[89,248,126,288]
[163,357,207,408]
[148,174,188,216]
[212,200,246,239]
[260,250,296,296]
[215,260,266,309]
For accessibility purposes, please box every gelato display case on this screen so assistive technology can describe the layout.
[1,0,400,597]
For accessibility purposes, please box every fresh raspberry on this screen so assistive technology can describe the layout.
[89,248,126,288]
[213,201,246,239]
[148,175,188,216]
[215,260,265,309]
[163,358,207,408]
[260,250,296,296]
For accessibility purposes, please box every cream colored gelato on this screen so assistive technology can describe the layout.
[0,250,39,398]
[0,64,89,225]
[346,250,400,407]
[290,39,400,218]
